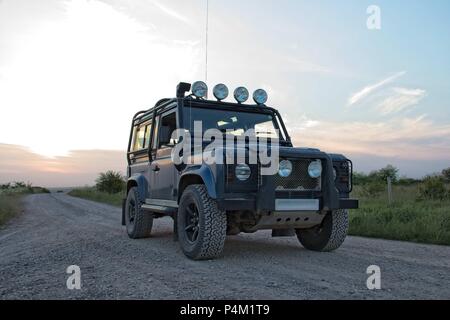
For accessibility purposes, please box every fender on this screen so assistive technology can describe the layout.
[178,165,217,201]
[322,153,340,210]
[329,153,348,162]
[127,174,149,201]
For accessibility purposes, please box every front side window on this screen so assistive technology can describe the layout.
[158,112,177,148]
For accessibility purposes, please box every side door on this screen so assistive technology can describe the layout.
[149,109,178,200]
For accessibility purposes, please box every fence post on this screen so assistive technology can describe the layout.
[387,176,392,205]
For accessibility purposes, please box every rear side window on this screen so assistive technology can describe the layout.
[132,121,152,151]
[143,122,152,149]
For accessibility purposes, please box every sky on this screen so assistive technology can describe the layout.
[0,0,449,187]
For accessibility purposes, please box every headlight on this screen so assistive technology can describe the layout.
[233,86,249,103]
[278,160,293,177]
[308,160,322,178]
[213,83,229,101]
[333,167,337,181]
[253,89,268,105]
[192,81,208,98]
[235,164,251,181]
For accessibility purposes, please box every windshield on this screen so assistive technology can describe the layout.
[183,107,280,139]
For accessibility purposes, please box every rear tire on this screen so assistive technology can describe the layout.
[296,209,348,252]
[177,185,226,260]
[125,187,153,239]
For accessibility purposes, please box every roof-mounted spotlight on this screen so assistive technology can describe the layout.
[192,81,208,99]
[253,89,268,105]
[233,86,249,103]
[213,83,229,101]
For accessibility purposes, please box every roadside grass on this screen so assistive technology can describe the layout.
[0,193,23,226]
[0,187,50,226]
[68,187,124,207]
[349,184,450,245]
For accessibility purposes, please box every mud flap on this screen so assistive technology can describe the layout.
[272,228,296,237]
[173,213,178,242]
[121,199,126,226]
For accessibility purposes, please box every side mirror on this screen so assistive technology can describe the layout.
[159,126,171,146]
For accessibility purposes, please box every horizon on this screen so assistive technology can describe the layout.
[1,0,449,187]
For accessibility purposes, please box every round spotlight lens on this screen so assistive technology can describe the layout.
[253,89,268,105]
[235,164,251,181]
[213,83,229,101]
[278,160,293,178]
[233,86,249,103]
[308,160,322,178]
[192,81,208,98]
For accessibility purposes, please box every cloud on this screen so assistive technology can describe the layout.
[377,87,427,115]
[283,114,320,129]
[0,144,125,187]
[151,1,192,25]
[290,114,450,161]
[285,56,331,74]
[0,0,201,157]
[348,71,406,106]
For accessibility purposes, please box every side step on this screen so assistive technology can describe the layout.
[142,204,176,214]
[142,199,178,214]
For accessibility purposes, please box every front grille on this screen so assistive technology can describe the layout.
[274,159,321,191]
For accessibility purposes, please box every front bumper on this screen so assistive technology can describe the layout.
[339,198,359,209]
[217,196,358,211]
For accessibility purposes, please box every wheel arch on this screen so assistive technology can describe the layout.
[178,166,217,203]
[126,174,149,201]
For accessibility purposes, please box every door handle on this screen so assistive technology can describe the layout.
[152,165,160,172]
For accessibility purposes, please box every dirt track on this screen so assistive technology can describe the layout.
[0,193,449,299]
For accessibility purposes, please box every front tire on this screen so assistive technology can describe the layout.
[125,187,153,239]
[296,209,349,252]
[177,185,227,260]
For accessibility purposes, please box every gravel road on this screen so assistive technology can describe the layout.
[0,193,449,299]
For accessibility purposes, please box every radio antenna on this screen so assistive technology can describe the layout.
[205,0,209,82]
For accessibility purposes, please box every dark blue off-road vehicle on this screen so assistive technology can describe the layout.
[123,81,358,260]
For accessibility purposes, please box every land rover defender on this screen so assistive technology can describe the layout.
[123,81,358,260]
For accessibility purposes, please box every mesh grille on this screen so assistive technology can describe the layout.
[274,159,321,191]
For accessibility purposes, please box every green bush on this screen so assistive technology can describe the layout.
[397,176,420,186]
[442,167,450,182]
[353,172,370,185]
[1,183,12,190]
[418,175,448,200]
[354,165,399,186]
[368,164,399,184]
[12,181,26,189]
[359,181,385,197]
[95,171,125,194]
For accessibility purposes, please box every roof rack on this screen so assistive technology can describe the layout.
[132,98,177,125]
